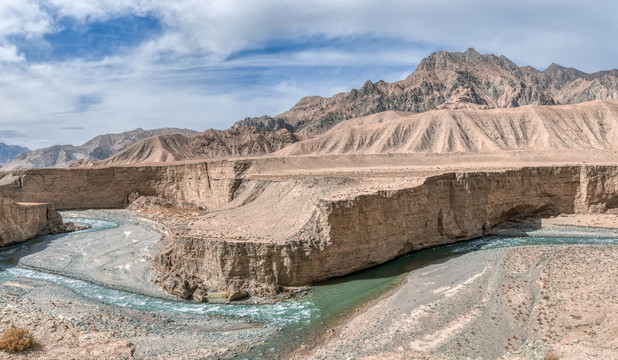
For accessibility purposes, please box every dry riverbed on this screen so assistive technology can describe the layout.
[301,244,618,360]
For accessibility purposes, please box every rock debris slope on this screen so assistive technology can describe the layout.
[233,48,618,136]
[98,127,300,166]
[1,127,198,170]
[276,100,618,156]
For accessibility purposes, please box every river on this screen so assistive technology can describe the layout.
[0,213,616,358]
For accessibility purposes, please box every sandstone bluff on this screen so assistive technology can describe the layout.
[0,198,63,247]
[1,153,617,300]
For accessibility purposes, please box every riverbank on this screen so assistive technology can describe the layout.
[0,275,270,359]
[301,243,618,359]
[0,211,275,359]
[1,211,616,359]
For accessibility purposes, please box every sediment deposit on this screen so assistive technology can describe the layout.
[151,164,618,299]
[301,245,618,360]
[2,99,618,300]
[276,100,618,156]
[0,161,247,210]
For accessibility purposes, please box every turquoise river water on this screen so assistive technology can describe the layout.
[0,216,616,358]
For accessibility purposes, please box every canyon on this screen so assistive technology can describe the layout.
[0,48,617,359]
[1,150,617,300]
[2,98,618,299]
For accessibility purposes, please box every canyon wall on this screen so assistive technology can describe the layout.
[0,160,248,210]
[0,198,63,247]
[2,161,617,298]
[154,165,617,298]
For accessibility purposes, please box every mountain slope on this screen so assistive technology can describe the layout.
[275,100,618,156]
[0,142,29,165]
[98,127,300,166]
[233,48,618,136]
[1,128,198,170]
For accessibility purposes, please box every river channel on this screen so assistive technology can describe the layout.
[0,213,616,358]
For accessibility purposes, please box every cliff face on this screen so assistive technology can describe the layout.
[2,161,617,299]
[153,165,617,298]
[233,49,618,136]
[0,160,248,210]
[0,198,63,247]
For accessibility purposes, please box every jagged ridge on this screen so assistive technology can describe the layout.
[233,48,618,135]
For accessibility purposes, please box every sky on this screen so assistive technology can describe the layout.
[0,0,617,149]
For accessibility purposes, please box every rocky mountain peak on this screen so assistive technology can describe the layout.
[232,49,618,136]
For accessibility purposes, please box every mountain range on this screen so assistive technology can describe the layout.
[97,127,300,166]
[4,48,618,169]
[1,128,198,170]
[0,142,29,165]
[275,100,618,156]
[233,48,618,135]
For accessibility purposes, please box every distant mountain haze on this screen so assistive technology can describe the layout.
[1,128,198,170]
[5,49,618,169]
[0,142,30,165]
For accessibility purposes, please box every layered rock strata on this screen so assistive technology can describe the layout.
[153,165,618,298]
[233,48,618,135]
[0,198,63,247]
[0,160,249,210]
[2,162,617,300]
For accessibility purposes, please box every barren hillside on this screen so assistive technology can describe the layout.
[0,142,29,165]
[233,48,618,135]
[99,127,300,166]
[276,100,618,156]
[1,128,198,170]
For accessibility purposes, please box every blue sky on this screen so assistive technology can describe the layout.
[0,0,617,149]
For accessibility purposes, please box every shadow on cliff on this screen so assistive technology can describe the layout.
[315,248,468,287]
[487,218,546,237]
[315,218,547,287]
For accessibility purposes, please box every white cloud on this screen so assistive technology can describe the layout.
[0,45,25,62]
[0,0,51,37]
[0,0,617,149]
